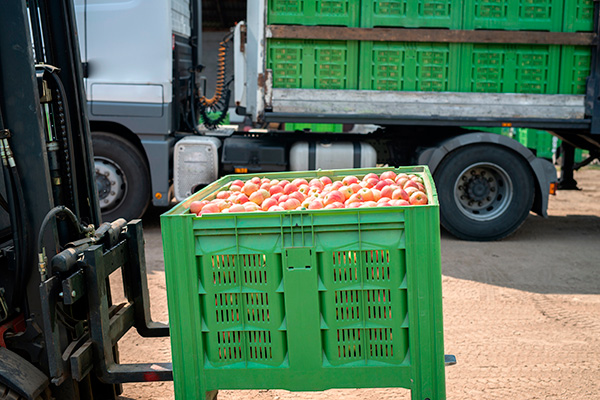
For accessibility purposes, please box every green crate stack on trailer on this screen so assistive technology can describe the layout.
[266,0,594,95]
[285,123,344,132]
[162,166,447,400]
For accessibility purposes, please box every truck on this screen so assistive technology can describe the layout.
[75,0,599,242]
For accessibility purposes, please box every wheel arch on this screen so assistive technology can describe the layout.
[89,121,150,167]
[418,132,557,217]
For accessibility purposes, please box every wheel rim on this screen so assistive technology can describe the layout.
[453,162,513,222]
[95,156,127,212]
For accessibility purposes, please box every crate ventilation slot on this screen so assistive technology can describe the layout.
[365,250,391,281]
[332,251,359,283]
[335,290,360,321]
[216,331,243,361]
[215,293,240,323]
[248,331,274,361]
[369,328,394,358]
[212,254,237,285]
[245,293,270,323]
[337,328,362,359]
[242,254,268,285]
[366,289,392,320]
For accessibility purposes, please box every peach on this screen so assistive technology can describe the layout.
[380,171,397,181]
[242,182,259,196]
[250,177,261,185]
[262,198,278,211]
[309,179,324,191]
[404,186,419,196]
[200,203,220,214]
[409,191,428,205]
[249,190,267,205]
[380,186,394,199]
[319,176,332,185]
[268,205,285,212]
[392,188,409,201]
[244,202,261,211]
[356,188,374,202]
[308,199,325,209]
[292,178,308,187]
[339,186,354,200]
[403,180,419,190]
[231,179,244,187]
[364,177,379,188]
[228,204,245,213]
[283,183,298,195]
[331,181,344,190]
[363,173,379,182]
[289,191,306,203]
[324,190,345,206]
[189,200,208,214]
[350,183,362,193]
[377,197,392,204]
[269,184,284,195]
[283,198,301,210]
[342,175,359,186]
[236,193,250,204]
[229,184,242,192]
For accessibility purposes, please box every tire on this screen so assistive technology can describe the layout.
[92,132,151,223]
[433,144,534,241]
[0,383,52,400]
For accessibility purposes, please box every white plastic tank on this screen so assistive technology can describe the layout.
[290,141,377,171]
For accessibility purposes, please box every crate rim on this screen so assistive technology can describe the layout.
[162,166,439,218]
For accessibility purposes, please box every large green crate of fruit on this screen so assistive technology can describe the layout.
[268,39,359,89]
[268,0,360,26]
[360,0,463,28]
[162,166,446,400]
[560,46,592,94]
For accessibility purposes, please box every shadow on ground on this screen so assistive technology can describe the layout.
[441,213,600,295]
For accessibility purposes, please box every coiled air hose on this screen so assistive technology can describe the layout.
[196,32,234,130]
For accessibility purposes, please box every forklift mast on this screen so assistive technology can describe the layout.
[0,1,172,398]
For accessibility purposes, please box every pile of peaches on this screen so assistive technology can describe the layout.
[189,171,428,215]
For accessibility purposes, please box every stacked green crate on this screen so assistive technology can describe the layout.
[268,0,360,26]
[463,0,564,31]
[360,0,463,28]
[285,123,344,132]
[266,0,595,95]
[459,44,561,94]
[268,40,359,89]
[359,41,461,91]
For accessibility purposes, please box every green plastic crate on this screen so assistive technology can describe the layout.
[463,0,564,31]
[268,0,360,26]
[460,44,561,94]
[268,39,359,89]
[162,166,446,400]
[564,0,594,32]
[360,0,463,28]
[559,46,591,94]
[359,41,461,91]
[285,123,344,132]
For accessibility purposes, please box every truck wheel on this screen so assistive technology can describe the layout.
[92,132,151,222]
[433,144,534,241]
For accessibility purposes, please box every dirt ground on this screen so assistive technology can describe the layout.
[115,167,600,400]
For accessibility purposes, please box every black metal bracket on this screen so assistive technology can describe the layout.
[75,220,171,384]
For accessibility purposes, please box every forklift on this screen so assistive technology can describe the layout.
[0,1,174,398]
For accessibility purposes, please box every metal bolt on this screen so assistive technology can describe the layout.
[470,170,476,175]
[468,201,474,206]
[111,181,116,185]
[104,172,110,176]
[478,202,482,206]
[110,191,115,195]
[95,169,100,173]
[490,187,496,192]
[104,199,109,204]
[71,290,77,298]
[462,176,467,181]
[458,185,463,190]
[460,195,466,200]
[487,197,491,201]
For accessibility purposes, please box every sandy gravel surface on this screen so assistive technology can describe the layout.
[116,168,600,400]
